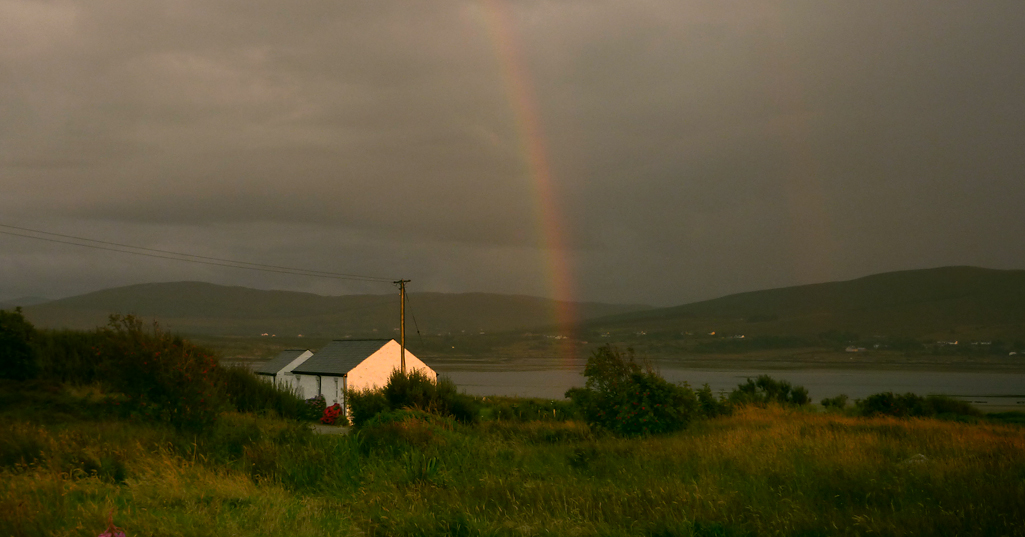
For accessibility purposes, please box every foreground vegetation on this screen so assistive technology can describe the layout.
[3,384,1024,536]
[3,311,1024,535]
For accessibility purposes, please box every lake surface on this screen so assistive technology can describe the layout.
[441,368,1025,409]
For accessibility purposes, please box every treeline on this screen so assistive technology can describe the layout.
[1,306,991,439]
[344,344,985,438]
[0,309,308,431]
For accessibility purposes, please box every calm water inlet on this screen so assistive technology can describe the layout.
[441,368,1025,408]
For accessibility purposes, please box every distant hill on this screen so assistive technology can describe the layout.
[20,282,651,337]
[0,296,51,309]
[582,266,1025,341]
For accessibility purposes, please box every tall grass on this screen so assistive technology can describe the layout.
[218,364,307,419]
[340,407,1025,536]
[3,401,1022,536]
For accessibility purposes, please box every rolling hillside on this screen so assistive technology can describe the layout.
[18,282,651,337]
[582,266,1025,341]
[12,267,1025,364]
[0,296,51,309]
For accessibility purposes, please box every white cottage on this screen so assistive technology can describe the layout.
[291,339,436,407]
[254,349,313,394]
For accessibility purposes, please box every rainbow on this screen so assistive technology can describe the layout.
[758,6,838,285]
[470,3,836,363]
[475,0,579,361]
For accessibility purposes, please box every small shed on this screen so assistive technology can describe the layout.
[291,339,436,407]
[254,349,313,393]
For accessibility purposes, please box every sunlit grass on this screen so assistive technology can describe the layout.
[2,406,1023,536]
[0,418,357,537]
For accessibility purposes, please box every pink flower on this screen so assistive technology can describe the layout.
[98,510,126,537]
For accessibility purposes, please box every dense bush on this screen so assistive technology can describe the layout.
[94,315,223,432]
[567,345,699,436]
[0,308,38,381]
[217,364,306,420]
[696,383,731,417]
[728,375,810,406]
[304,394,328,421]
[856,392,981,418]
[347,369,478,427]
[31,329,104,383]
[345,390,388,426]
[820,394,849,410]
[926,394,983,417]
[6,313,308,428]
[856,392,929,417]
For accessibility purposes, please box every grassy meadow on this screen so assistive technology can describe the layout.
[2,382,1024,536]
[2,311,1024,536]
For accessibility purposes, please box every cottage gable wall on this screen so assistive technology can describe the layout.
[346,340,436,392]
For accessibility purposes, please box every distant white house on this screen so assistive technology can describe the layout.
[254,349,313,393]
[291,339,436,408]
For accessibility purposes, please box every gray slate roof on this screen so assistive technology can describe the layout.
[255,349,310,375]
[291,339,390,376]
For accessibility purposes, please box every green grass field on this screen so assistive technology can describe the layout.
[3,381,1023,536]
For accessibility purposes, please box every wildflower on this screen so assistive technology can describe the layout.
[98,509,126,537]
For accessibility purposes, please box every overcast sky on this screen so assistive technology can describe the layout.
[2,0,1024,307]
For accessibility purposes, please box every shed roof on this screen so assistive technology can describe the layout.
[291,339,391,376]
[255,349,311,375]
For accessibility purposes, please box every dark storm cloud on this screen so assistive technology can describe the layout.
[2,0,1024,305]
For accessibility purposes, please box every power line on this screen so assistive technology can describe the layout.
[0,224,395,283]
[405,292,425,346]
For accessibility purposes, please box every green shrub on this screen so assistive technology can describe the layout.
[348,370,478,427]
[304,394,327,422]
[925,394,982,417]
[697,383,731,417]
[32,329,104,383]
[383,369,443,410]
[820,394,849,410]
[346,389,388,426]
[729,375,810,406]
[0,308,38,381]
[856,392,926,417]
[95,315,222,432]
[567,345,698,436]
[856,392,981,418]
[217,364,306,420]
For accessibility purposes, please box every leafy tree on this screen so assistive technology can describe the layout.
[696,383,731,417]
[820,394,849,410]
[0,308,38,380]
[567,345,698,436]
[729,375,810,406]
[96,315,222,432]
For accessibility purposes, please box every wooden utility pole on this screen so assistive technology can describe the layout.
[394,279,410,373]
